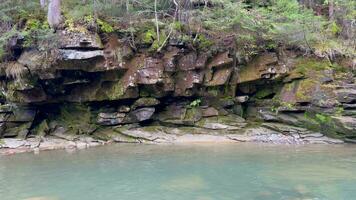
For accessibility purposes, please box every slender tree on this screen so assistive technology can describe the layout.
[47,0,62,30]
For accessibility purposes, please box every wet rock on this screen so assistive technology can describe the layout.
[124,107,155,123]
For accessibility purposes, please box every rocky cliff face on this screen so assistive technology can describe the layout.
[0,28,355,151]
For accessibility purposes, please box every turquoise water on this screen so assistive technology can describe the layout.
[1,144,356,200]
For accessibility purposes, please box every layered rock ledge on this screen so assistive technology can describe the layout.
[0,28,355,154]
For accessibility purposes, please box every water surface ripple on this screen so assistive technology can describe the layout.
[1,143,356,200]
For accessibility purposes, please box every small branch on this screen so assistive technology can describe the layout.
[157,27,173,52]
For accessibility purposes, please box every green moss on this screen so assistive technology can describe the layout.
[142,29,156,44]
[57,103,94,135]
[255,88,274,99]
[32,120,49,137]
[107,81,125,100]
[302,111,344,138]
[294,58,331,75]
[295,79,317,102]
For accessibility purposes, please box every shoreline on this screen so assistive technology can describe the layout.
[0,124,346,156]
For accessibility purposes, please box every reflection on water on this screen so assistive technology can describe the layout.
[1,143,356,200]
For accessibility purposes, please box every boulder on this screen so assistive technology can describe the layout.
[124,107,155,123]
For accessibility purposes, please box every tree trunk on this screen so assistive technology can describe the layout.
[328,0,335,21]
[48,0,62,29]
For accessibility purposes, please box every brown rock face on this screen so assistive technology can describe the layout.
[1,27,355,143]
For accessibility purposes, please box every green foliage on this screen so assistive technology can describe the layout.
[142,29,156,44]
[0,0,53,60]
[188,99,202,108]
[330,21,341,35]
[96,19,114,33]
[315,113,331,124]
[194,34,214,50]
[1,0,354,61]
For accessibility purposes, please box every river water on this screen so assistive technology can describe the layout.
[1,143,356,200]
